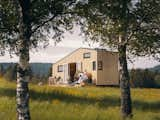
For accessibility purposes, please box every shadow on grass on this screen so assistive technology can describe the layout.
[0,87,159,112]
[0,87,120,108]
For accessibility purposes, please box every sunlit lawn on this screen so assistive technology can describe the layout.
[0,78,160,120]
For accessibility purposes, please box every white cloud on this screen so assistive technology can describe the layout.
[128,57,160,69]
[30,46,76,63]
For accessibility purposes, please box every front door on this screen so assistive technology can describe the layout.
[69,63,76,82]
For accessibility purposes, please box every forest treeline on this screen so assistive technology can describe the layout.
[130,68,160,88]
[0,63,159,88]
[0,63,52,84]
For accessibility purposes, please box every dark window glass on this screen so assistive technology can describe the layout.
[98,61,103,70]
[92,61,96,71]
[57,65,63,72]
[83,52,91,58]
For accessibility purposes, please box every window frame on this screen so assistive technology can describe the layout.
[83,52,91,59]
[92,61,96,71]
[98,61,103,70]
[57,65,63,72]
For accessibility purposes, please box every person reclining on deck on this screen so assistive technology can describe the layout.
[74,72,88,84]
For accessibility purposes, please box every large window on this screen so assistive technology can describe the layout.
[83,52,91,58]
[57,65,63,72]
[92,61,96,71]
[98,61,103,70]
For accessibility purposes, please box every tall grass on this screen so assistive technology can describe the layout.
[0,77,159,120]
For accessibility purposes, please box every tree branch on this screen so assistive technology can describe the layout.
[31,14,57,34]
[31,10,79,34]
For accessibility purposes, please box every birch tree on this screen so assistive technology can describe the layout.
[76,0,160,118]
[0,0,77,119]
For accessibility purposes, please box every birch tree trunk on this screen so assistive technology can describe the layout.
[118,41,132,118]
[118,0,132,118]
[16,0,31,119]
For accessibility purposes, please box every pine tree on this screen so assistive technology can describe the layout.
[0,64,4,77]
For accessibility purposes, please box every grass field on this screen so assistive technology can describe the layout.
[0,78,160,120]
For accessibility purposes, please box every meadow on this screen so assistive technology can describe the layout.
[0,78,159,120]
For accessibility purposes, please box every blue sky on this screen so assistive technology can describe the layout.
[0,26,159,69]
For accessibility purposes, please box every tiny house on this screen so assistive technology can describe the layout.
[50,48,119,85]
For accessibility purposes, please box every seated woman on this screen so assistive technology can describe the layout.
[77,72,88,84]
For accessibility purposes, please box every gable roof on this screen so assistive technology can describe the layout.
[53,47,118,64]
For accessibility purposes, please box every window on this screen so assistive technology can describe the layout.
[83,52,91,58]
[92,61,96,71]
[98,61,103,70]
[57,65,63,72]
